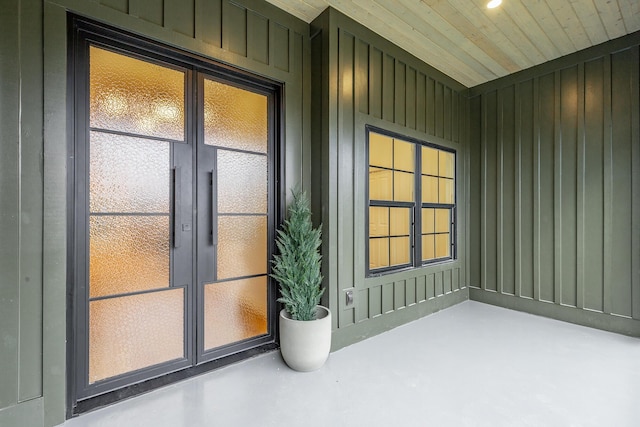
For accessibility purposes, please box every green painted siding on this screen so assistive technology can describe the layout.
[468,34,640,336]
[310,8,469,350]
[0,0,45,423]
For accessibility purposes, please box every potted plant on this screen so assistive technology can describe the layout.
[271,188,331,371]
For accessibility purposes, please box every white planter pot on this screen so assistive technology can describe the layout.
[279,305,332,372]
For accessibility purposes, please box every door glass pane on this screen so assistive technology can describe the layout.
[90,215,169,298]
[90,46,185,141]
[203,79,267,152]
[218,215,267,280]
[204,277,267,350]
[89,289,184,383]
[217,150,267,214]
[90,132,170,213]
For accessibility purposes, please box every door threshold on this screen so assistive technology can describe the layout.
[71,343,278,417]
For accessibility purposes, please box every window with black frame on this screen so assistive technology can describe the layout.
[367,127,455,276]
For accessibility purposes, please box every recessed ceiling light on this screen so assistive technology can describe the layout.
[487,0,502,8]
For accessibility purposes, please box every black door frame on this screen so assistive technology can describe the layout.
[67,15,283,416]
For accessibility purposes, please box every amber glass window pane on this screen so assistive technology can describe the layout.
[369,132,393,168]
[218,215,267,280]
[439,178,454,203]
[422,208,435,233]
[393,139,414,172]
[204,277,268,350]
[203,79,267,152]
[90,46,185,141]
[422,234,435,261]
[89,215,169,298]
[217,150,267,214]
[436,234,450,258]
[439,151,455,178]
[369,207,389,237]
[390,207,410,236]
[89,132,169,214]
[394,171,414,202]
[435,208,450,233]
[390,237,410,266]
[422,175,439,203]
[89,289,184,383]
[369,238,389,269]
[369,167,393,201]
[422,146,438,175]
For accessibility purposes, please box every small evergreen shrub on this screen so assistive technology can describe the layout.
[271,189,324,321]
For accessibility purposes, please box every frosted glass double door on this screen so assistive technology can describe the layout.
[75,42,276,399]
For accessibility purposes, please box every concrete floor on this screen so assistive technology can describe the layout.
[61,301,640,427]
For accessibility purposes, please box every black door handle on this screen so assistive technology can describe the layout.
[210,170,217,246]
[173,167,181,248]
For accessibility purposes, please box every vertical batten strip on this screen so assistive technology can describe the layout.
[0,0,20,408]
[533,77,541,301]
[347,32,356,323]
[502,86,516,295]
[515,83,522,297]
[353,37,366,287]
[453,91,460,143]
[481,93,488,291]
[394,60,405,126]
[19,0,44,400]
[436,82,444,138]
[355,40,368,115]
[382,53,394,121]
[426,77,435,135]
[497,89,504,294]
[553,70,562,305]
[602,53,613,315]
[336,29,356,328]
[632,46,640,320]
[576,62,586,310]
[416,73,426,133]
[406,67,416,130]
[610,49,634,317]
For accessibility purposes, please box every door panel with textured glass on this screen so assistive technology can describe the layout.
[76,35,276,403]
[78,45,193,398]
[198,76,270,356]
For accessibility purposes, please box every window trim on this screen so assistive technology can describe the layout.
[365,125,456,277]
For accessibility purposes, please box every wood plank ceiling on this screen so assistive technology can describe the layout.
[264,0,640,87]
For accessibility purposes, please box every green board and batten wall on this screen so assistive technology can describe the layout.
[1,0,639,425]
[310,9,469,350]
[0,1,46,426]
[468,33,640,336]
